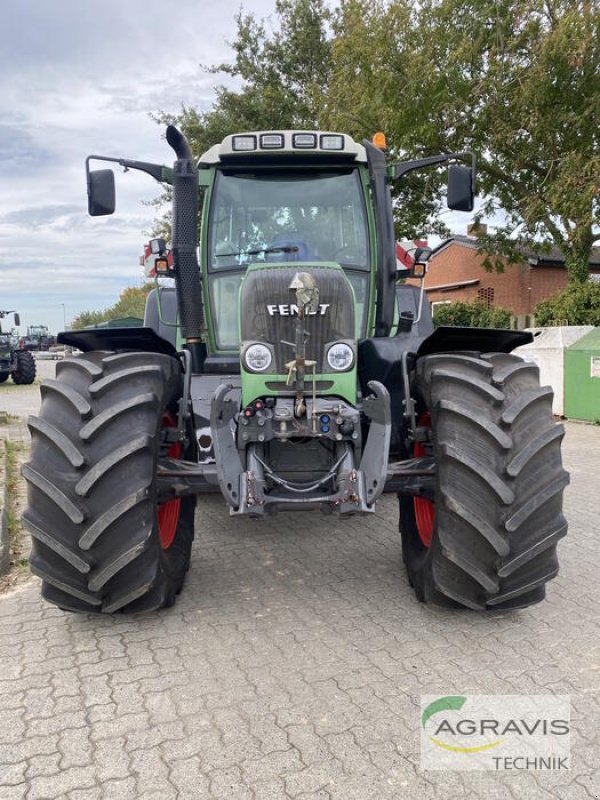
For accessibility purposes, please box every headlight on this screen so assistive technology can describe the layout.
[326,342,354,371]
[244,343,272,372]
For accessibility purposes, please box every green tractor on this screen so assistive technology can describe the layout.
[19,324,57,352]
[0,311,36,385]
[23,127,568,614]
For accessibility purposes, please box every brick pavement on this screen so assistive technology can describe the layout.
[0,419,598,799]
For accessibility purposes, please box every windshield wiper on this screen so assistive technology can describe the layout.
[215,245,299,258]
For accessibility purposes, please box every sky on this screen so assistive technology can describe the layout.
[0,0,273,335]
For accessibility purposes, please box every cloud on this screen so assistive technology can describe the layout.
[0,0,274,334]
[0,205,82,229]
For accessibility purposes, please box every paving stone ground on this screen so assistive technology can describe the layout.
[0,371,598,799]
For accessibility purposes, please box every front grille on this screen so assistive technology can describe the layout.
[240,265,355,373]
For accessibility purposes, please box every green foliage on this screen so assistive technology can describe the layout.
[433,300,513,328]
[150,0,333,238]
[71,283,154,330]
[534,280,600,326]
[152,0,331,157]
[5,440,21,540]
[110,284,154,320]
[155,0,599,282]
[378,0,600,283]
[71,310,106,331]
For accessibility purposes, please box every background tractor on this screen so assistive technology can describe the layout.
[23,127,568,614]
[19,324,56,352]
[0,311,36,385]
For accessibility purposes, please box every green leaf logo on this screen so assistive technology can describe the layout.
[422,696,504,754]
[421,696,467,729]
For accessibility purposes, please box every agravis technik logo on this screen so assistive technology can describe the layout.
[420,695,570,771]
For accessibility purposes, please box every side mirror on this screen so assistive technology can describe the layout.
[150,238,167,255]
[447,164,474,212]
[397,246,432,278]
[413,246,432,264]
[14,313,20,326]
[88,169,116,216]
[411,247,431,279]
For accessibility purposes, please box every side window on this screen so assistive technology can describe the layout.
[209,274,244,348]
[211,202,237,268]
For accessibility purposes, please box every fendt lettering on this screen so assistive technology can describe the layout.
[267,303,330,316]
[23,127,568,615]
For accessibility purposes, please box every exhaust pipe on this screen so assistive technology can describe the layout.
[166,125,206,371]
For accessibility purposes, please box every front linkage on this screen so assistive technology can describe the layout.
[211,380,391,515]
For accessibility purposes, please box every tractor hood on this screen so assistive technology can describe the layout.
[239,263,357,404]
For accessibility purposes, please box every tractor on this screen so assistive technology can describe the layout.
[0,311,36,385]
[23,127,568,614]
[19,324,56,352]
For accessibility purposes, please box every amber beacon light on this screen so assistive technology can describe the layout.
[372,131,387,150]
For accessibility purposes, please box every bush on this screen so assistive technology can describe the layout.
[71,282,155,331]
[432,299,513,328]
[534,281,600,326]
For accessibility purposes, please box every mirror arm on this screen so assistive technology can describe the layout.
[85,155,169,184]
[413,275,427,325]
[391,151,476,188]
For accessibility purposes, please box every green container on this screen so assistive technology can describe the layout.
[564,328,600,422]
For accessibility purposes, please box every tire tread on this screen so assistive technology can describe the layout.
[400,352,568,611]
[24,350,193,614]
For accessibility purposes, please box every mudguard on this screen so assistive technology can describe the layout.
[57,327,177,356]
[417,326,533,357]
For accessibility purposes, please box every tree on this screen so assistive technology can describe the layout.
[150,0,332,237]
[71,310,107,331]
[71,283,154,330]
[324,0,451,239]
[432,299,513,328]
[154,0,599,280]
[110,283,154,320]
[328,0,600,282]
[153,0,331,159]
[534,280,600,325]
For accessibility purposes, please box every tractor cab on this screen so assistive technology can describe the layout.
[199,132,374,356]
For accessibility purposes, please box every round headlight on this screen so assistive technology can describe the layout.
[245,343,272,372]
[326,342,354,371]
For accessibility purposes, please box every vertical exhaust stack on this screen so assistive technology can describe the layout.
[166,125,206,371]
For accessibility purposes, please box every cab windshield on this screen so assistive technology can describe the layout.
[207,168,370,348]
[208,170,369,270]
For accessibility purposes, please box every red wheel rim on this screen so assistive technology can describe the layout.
[413,411,434,547]
[158,412,181,550]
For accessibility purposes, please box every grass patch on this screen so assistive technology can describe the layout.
[5,440,24,548]
[0,438,30,588]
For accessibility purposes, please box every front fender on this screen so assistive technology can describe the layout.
[58,327,177,356]
[417,326,533,358]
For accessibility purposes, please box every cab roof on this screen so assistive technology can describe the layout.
[199,130,367,166]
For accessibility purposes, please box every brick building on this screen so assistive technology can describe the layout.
[419,227,600,317]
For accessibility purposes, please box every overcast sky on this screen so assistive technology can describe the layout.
[0,0,273,334]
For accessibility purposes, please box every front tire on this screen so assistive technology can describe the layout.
[400,353,569,610]
[23,351,195,614]
[12,350,36,384]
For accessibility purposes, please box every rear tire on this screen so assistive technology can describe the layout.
[12,350,36,384]
[24,351,195,614]
[0,372,9,384]
[400,352,568,610]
